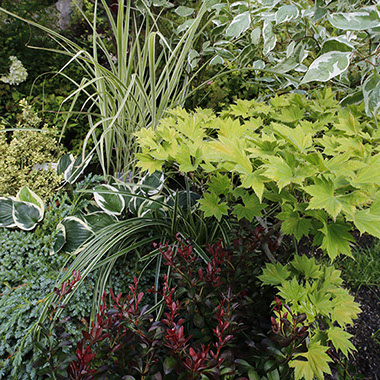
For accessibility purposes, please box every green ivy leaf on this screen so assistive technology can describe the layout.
[327,327,356,357]
[289,341,332,380]
[198,191,228,221]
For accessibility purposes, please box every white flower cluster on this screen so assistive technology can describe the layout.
[1,56,28,85]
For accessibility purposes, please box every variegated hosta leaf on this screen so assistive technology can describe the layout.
[56,216,93,254]
[301,51,352,84]
[94,184,125,216]
[57,153,75,176]
[0,197,16,228]
[12,201,42,231]
[140,171,165,196]
[83,212,118,232]
[64,154,93,184]
[137,195,165,217]
[16,186,44,220]
[52,224,66,255]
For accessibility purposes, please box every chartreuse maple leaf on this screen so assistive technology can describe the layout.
[135,153,164,174]
[320,221,354,260]
[232,193,266,221]
[330,288,361,326]
[328,327,356,357]
[258,262,290,286]
[350,196,380,238]
[261,156,294,190]
[208,173,233,196]
[291,255,322,280]
[289,340,332,380]
[277,205,313,241]
[176,144,200,172]
[272,122,313,153]
[198,191,228,221]
[308,289,334,316]
[277,277,307,304]
[240,170,267,202]
[305,178,347,220]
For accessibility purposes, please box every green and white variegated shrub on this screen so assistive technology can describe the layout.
[0,186,44,231]
[259,255,361,380]
[136,89,380,260]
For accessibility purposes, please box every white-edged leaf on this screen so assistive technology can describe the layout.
[263,21,276,56]
[328,11,380,31]
[83,211,118,232]
[210,55,224,65]
[276,4,299,24]
[94,184,125,216]
[363,72,380,117]
[0,197,15,228]
[57,153,74,176]
[251,27,261,45]
[301,51,352,84]
[16,186,44,221]
[64,154,93,184]
[51,224,66,255]
[59,216,93,254]
[140,171,165,196]
[175,6,194,17]
[12,201,41,231]
[321,37,354,54]
[188,49,200,70]
[225,12,251,38]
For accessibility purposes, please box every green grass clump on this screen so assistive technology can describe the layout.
[337,239,380,287]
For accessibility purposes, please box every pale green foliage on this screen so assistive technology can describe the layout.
[259,256,360,380]
[0,56,28,85]
[136,90,380,260]
[0,100,64,200]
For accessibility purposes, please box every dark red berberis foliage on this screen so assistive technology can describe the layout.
[38,233,284,379]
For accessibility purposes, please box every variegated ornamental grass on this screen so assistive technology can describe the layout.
[0,0,210,177]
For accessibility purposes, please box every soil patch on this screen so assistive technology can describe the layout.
[348,285,380,379]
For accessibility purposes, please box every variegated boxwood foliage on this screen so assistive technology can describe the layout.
[136,89,380,260]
